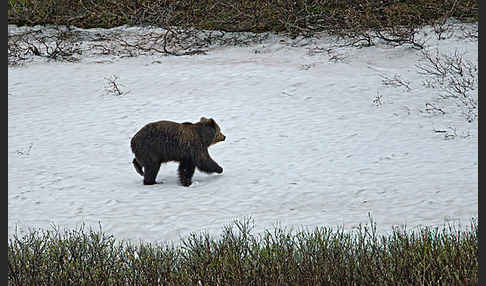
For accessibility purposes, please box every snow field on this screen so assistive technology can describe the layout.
[8,24,477,243]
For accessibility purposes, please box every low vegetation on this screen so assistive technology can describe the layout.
[8,0,478,33]
[8,0,478,64]
[8,218,478,285]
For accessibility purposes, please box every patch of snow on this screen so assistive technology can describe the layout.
[8,23,477,243]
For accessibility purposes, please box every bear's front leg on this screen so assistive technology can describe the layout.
[195,151,223,174]
[143,162,161,185]
[178,159,196,187]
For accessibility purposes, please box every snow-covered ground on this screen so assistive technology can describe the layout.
[8,23,477,243]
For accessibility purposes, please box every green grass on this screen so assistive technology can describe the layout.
[8,217,478,285]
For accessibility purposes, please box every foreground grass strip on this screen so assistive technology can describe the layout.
[8,218,478,285]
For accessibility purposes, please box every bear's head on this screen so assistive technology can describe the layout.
[200,117,226,145]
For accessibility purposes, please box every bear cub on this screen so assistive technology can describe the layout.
[131,117,225,186]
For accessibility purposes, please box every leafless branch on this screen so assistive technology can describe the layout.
[104,75,125,96]
[425,103,446,115]
[379,73,412,92]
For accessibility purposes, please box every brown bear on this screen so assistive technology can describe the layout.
[130,117,225,186]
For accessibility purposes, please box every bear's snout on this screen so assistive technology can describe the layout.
[215,133,225,142]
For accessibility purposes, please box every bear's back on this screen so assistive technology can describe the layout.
[132,120,200,146]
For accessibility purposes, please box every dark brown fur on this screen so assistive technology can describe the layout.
[130,117,225,186]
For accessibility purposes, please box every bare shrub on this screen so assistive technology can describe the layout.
[84,2,271,58]
[89,27,269,58]
[9,24,269,63]
[374,26,425,49]
[417,49,477,122]
[8,26,82,65]
[104,75,127,96]
[372,92,384,107]
[432,18,455,40]
[459,23,478,40]
[429,0,466,41]
[8,32,28,66]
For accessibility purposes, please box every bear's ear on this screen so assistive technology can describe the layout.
[200,117,215,127]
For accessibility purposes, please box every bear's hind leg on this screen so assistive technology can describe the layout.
[143,162,161,185]
[178,159,196,187]
[133,158,144,176]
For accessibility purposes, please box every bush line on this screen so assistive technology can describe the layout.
[8,217,478,285]
[8,0,478,35]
